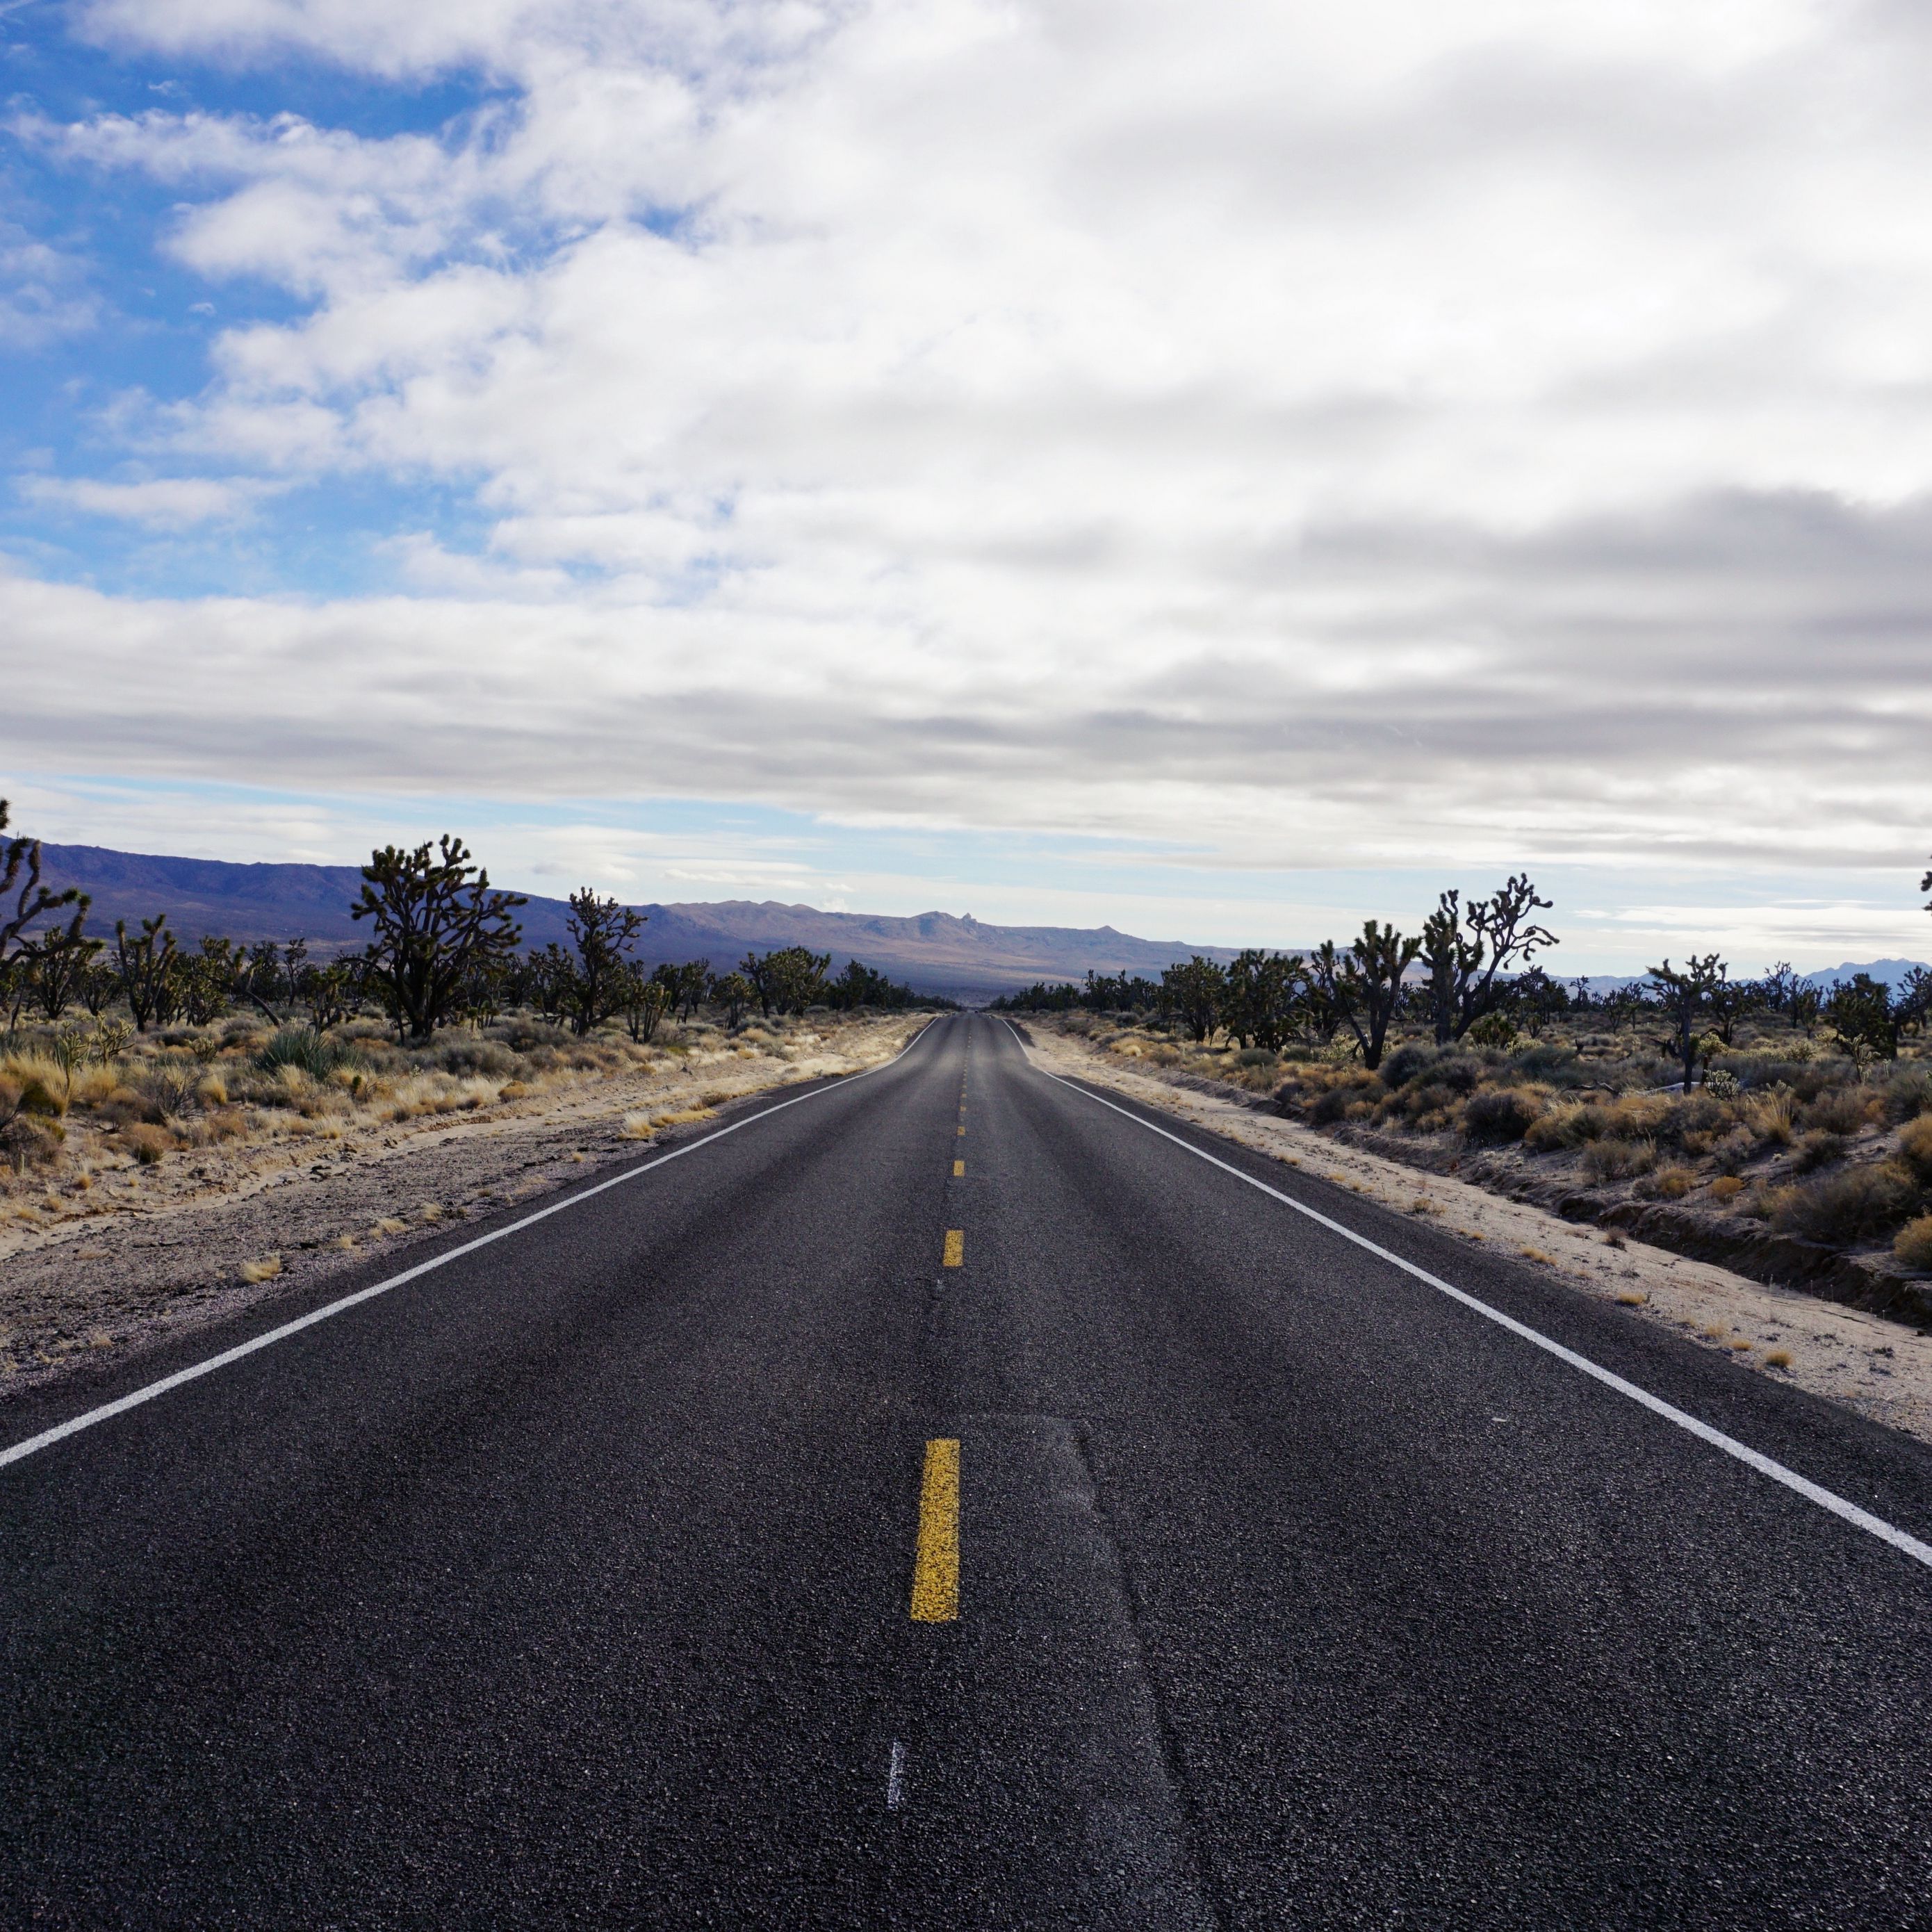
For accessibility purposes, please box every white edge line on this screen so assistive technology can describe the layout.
[0,1016,950,1473]
[1002,1020,1932,1573]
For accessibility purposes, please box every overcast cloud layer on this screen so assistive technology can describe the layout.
[4,0,1932,958]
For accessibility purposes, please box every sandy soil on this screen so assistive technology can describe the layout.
[0,1014,928,1396]
[1021,1022,1932,1450]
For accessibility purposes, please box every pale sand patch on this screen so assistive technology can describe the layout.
[1019,1023,1932,1450]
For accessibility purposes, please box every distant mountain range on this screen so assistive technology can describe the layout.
[29,844,1926,999]
[1573,959,1931,995]
[29,844,1242,996]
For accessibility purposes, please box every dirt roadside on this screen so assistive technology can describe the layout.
[1017,1022,1932,1450]
[0,1013,929,1398]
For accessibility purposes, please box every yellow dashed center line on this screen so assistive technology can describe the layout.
[910,1439,960,1622]
[942,1229,964,1267]
[957,1124,965,1137]
[953,1159,965,1177]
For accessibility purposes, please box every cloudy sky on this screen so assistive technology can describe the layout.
[3,0,1931,971]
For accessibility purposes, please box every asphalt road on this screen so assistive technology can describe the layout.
[6,1011,1932,1927]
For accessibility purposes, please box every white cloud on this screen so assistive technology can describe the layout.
[19,475,270,525]
[7,0,1932,912]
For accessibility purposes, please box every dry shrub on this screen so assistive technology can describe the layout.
[1607,1094,1671,1139]
[1771,1161,1921,1245]
[1744,1088,1796,1147]
[1709,1174,1746,1205]
[1649,1165,1697,1200]
[620,1114,655,1140]
[238,1254,282,1283]
[1799,1087,1881,1136]
[1,1056,68,1116]
[1894,1215,1932,1272]
[123,1123,173,1165]
[1896,1114,1932,1184]
[1581,1137,1656,1184]
[1658,1095,1730,1147]
[1794,1130,1847,1173]
[1523,1104,1610,1153]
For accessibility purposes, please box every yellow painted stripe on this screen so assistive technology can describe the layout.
[942,1229,964,1267]
[953,1159,965,1177]
[910,1438,960,1622]
[957,1124,965,1137]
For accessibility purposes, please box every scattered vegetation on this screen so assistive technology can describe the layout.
[0,801,948,1225]
[1000,861,1932,1294]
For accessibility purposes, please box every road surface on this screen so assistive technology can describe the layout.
[5,1011,1932,1926]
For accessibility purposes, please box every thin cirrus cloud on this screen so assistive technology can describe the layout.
[1,0,1931,956]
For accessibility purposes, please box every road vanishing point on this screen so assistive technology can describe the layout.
[6,1012,1932,1926]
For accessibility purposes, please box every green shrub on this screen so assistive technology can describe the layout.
[1464,1088,1539,1143]
[1880,1069,1932,1125]
[1379,1041,1439,1088]
[425,1038,516,1078]
[256,1028,355,1080]
[1771,1161,1921,1245]
[1703,1068,1740,1102]
[1510,1041,1580,1081]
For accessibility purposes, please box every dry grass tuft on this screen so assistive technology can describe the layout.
[1518,1245,1555,1264]
[1614,1291,1648,1307]
[239,1254,282,1284]
[1894,1215,1932,1273]
[1765,1348,1794,1369]
[1708,1174,1746,1204]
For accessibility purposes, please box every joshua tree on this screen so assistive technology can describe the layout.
[1647,955,1728,1090]
[560,887,646,1037]
[1163,956,1227,1043]
[709,970,754,1027]
[1826,973,1897,1071]
[1314,922,1421,1071]
[620,965,671,1042]
[1221,949,1306,1051]
[0,799,80,965]
[742,947,830,1018]
[1705,975,1760,1047]
[28,924,103,1022]
[673,958,711,1022]
[114,916,179,1033]
[1419,876,1558,1045]
[352,837,525,1043]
